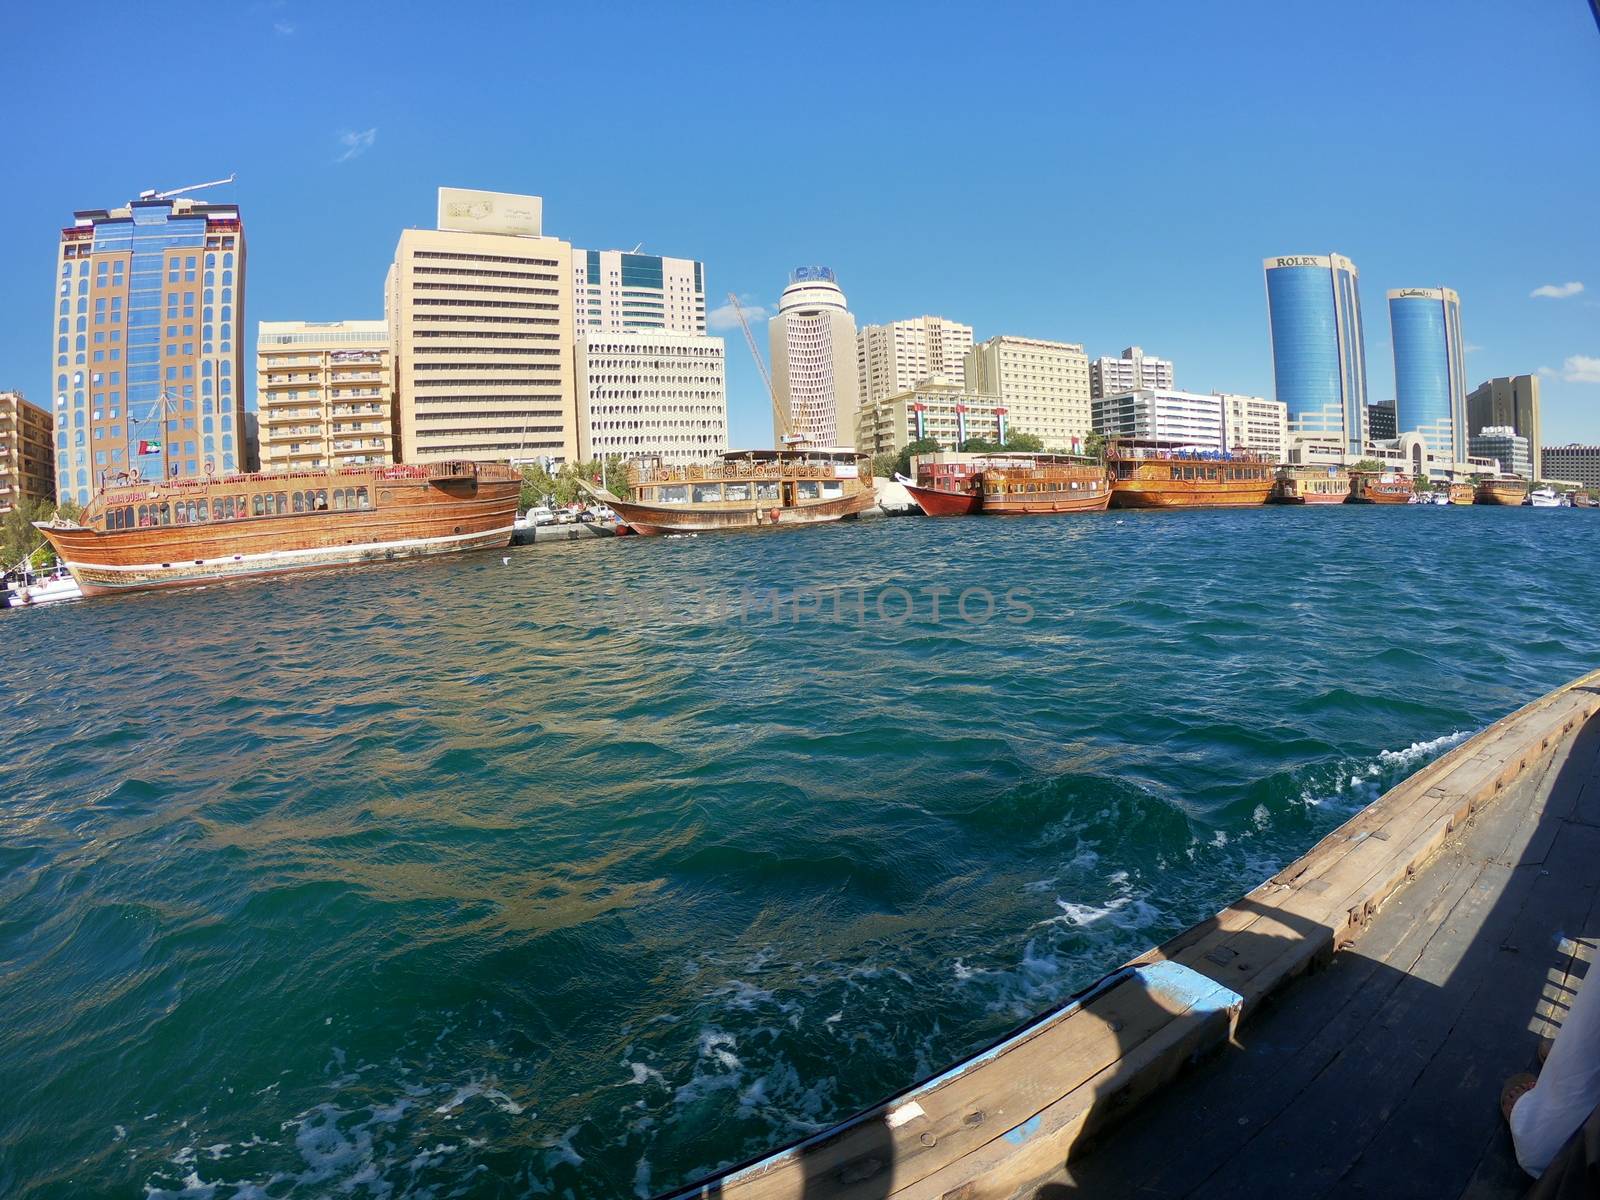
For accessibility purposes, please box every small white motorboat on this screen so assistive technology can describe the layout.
[3,567,83,608]
[1528,486,1562,508]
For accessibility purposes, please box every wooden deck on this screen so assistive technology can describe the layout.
[659,671,1600,1200]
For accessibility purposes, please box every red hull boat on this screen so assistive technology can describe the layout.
[903,480,980,516]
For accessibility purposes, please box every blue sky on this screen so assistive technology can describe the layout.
[2,0,1596,448]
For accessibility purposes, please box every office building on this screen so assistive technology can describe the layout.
[0,391,56,514]
[572,249,705,335]
[256,321,394,471]
[53,191,247,505]
[1467,375,1542,479]
[769,267,859,447]
[1541,445,1600,488]
[1468,426,1533,479]
[857,316,974,404]
[1263,253,1368,457]
[856,377,1006,456]
[388,188,575,465]
[963,335,1093,451]
[1367,401,1397,441]
[575,330,727,464]
[1092,388,1225,451]
[1218,393,1289,460]
[1389,287,1467,461]
[1089,346,1174,398]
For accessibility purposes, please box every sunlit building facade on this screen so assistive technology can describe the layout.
[1263,253,1368,457]
[769,267,859,447]
[572,249,706,335]
[857,316,974,404]
[256,321,394,471]
[1389,286,1466,462]
[963,335,1093,451]
[0,391,56,514]
[574,330,727,464]
[1467,375,1542,480]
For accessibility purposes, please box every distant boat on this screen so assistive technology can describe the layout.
[1270,466,1350,505]
[1449,482,1475,505]
[1107,441,1276,508]
[902,478,981,516]
[1528,486,1562,508]
[1429,490,1450,505]
[972,455,1112,515]
[1476,478,1531,506]
[1347,473,1413,504]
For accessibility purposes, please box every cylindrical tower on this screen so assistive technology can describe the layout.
[1263,254,1368,457]
[1389,287,1465,463]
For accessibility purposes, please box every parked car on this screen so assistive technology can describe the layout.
[555,508,578,525]
[522,506,557,527]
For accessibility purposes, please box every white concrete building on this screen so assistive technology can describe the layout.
[572,249,705,335]
[1090,346,1174,398]
[1218,392,1288,461]
[769,267,859,447]
[575,330,727,465]
[856,376,1005,456]
[963,335,1093,451]
[1092,388,1225,450]
[857,316,974,404]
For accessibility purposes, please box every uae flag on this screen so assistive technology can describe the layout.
[137,440,162,455]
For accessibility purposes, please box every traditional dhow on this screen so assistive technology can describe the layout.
[973,454,1112,514]
[1107,440,1275,509]
[1347,472,1414,504]
[1449,481,1475,505]
[34,461,519,597]
[589,449,875,536]
[1270,465,1351,505]
[901,456,983,516]
[1476,477,1531,506]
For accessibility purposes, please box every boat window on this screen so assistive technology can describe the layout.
[293,492,304,514]
[276,492,287,513]
[1071,480,1080,490]
[725,483,750,501]
[1170,467,1180,480]
[159,503,171,525]
[659,485,688,504]
[333,489,345,511]
[821,480,843,499]
[315,490,328,511]
[797,480,821,500]
[1182,467,1194,480]
[692,483,721,504]
[356,487,369,509]
[755,481,779,500]
[252,495,263,517]
[1206,467,1217,480]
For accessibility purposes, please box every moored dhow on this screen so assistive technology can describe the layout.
[1107,440,1276,508]
[1270,465,1351,505]
[588,448,875,536]
[1346,472,1414,504]
[1449,481,1475,505]
[34,461,519,597]
[973,454,1112,514]
[1476,477,1531,505]
[901,454,983,516]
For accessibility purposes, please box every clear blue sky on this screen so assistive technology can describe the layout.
[2,0,1596,448]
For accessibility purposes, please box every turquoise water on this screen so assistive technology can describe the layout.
[3,506,1598,1198]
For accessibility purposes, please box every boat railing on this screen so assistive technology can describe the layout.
[628,459,868,487]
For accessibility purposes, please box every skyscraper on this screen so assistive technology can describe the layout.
[857,316,974,404]
[53,191,246,504]
[769,267,859,447]
[572,250,706,334]
[1389,287,1466,462]
[388,188,575,465]
[1263,254,1368,457]
[1467,375,1542,480]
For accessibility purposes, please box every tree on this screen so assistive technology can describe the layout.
[960,436,1000,453]
[894,438,942,480]
[1412,474,1429,492]
[1004,431,1045,452]
[1351,458,1386,474]
[1083,430,1108,462]
[519,465,557,512]
[1,499,52,570]
[870,451,900,481]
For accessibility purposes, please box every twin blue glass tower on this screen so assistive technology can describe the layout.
[1264,254,1465,462]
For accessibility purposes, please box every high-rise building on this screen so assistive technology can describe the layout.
[572,250,705,335]
[856,377,1005,456]
[1089,346,1174,399]
[0,391,56,514]
[857,316,974,404]
[53,193,247,505]
[388,188,575,465]
[256,321,394,471]
[963,335,1093,451]
[1467,375,1542,480]
[1367,400,1397,441]
[1468,426,1532,479]
[1540,445,1600,488]
[1389,287,1467,461]
[1218,392,1289,461]
[1092,389,1226,451]
[575,330,727,464]
[1263,253,1368,457]
[769,267,859,447]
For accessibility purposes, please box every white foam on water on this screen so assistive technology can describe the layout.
[634,1154,653,1199]
[627,1061,666,1086]
[542,1124,585,1170]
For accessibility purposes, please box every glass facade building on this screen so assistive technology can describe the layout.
[54,196,245,505]
[1263,254,1368,456]
[1389,287,1465,462]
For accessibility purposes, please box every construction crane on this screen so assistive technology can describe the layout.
[138,174,236,201]
[727,292,794,444]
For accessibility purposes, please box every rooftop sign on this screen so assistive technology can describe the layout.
[437,188,542,237]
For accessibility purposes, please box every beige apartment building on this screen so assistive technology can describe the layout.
[388,189,575,465]
[963,335,1093,451]
[0,391,56,514]
[1219,392,1289,460]
[857,377,1006,456]
[1467,374,1541,480]
[256,321,393,471]
[1090,346,1175,398]
[857,316,974,405]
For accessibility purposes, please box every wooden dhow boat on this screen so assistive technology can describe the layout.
[1347,472,1415,504]
[1107,440,1275,508]
[973,454,1112,514]
[34,460,519,597]
[587,449,875,536]
[658,667,1600,1200]
[1449,481,1476,505]
[1476,477,1531,506]
[1270,465,1351,505]
[901,456,984,516]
